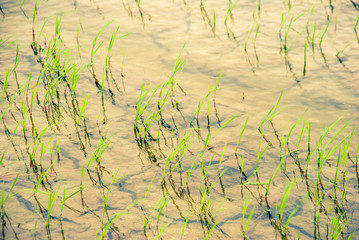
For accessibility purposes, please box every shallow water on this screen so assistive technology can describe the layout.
[1,0,359,239]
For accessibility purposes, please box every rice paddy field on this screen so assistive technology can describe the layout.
[1,0,359,239]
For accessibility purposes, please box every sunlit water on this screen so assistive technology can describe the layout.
[1,0,359,239]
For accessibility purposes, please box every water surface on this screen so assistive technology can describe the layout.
[0,0,359,239]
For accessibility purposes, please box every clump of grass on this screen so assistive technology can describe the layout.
[329,211,352,239]
[134,44,186,146]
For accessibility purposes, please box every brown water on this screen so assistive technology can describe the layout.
[1,0,359,239]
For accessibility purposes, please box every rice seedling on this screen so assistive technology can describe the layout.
[148,194,168,234]
[276,178,296,226]
[139,175,158,237]
[265,146,286,196]
[162,130,193,184]
[306,3,317,36]
[234,117,248,155]
[199,153,214,192]
[180,214,190,240]
[34,161,55,192]
[336,41,354,64]
[258,90,283,131]
[101,169,121,230]
[305,116,349,175]
[241,196,255,238]
[286,121,304,167]
[196,169,226,239]
[311,21,317,49]
[86,135,111,170]
[253,23,260,49]
[34,207,40,237]
[329,212,351,240]
[60,185,84,219]
[303,39,307,76]
[319,16,332,50]
[0,36,15,52]
[205,221,218,240]
[354,15,359,42]
[306,119,355,238]
[30,1,50,56]
[283,107,308,151]
[76,91,89,127]
[105,27,131,79]
[244,19,254,52]
[134,84,160,142]
[283,10,308,55]
[279,8,292,52]
[1,70,10,106]
[98,200,137,240]
[155,221,171,240]
[45,183,61,227]
[224,0,238,38]
[255,133,270,172]
[1,173,19,212]
[89,20,113,65]
[198,168,227,215]
[134,44,186,146]
[0,152,4,165]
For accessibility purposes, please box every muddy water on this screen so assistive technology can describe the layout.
[1,0,359,239]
